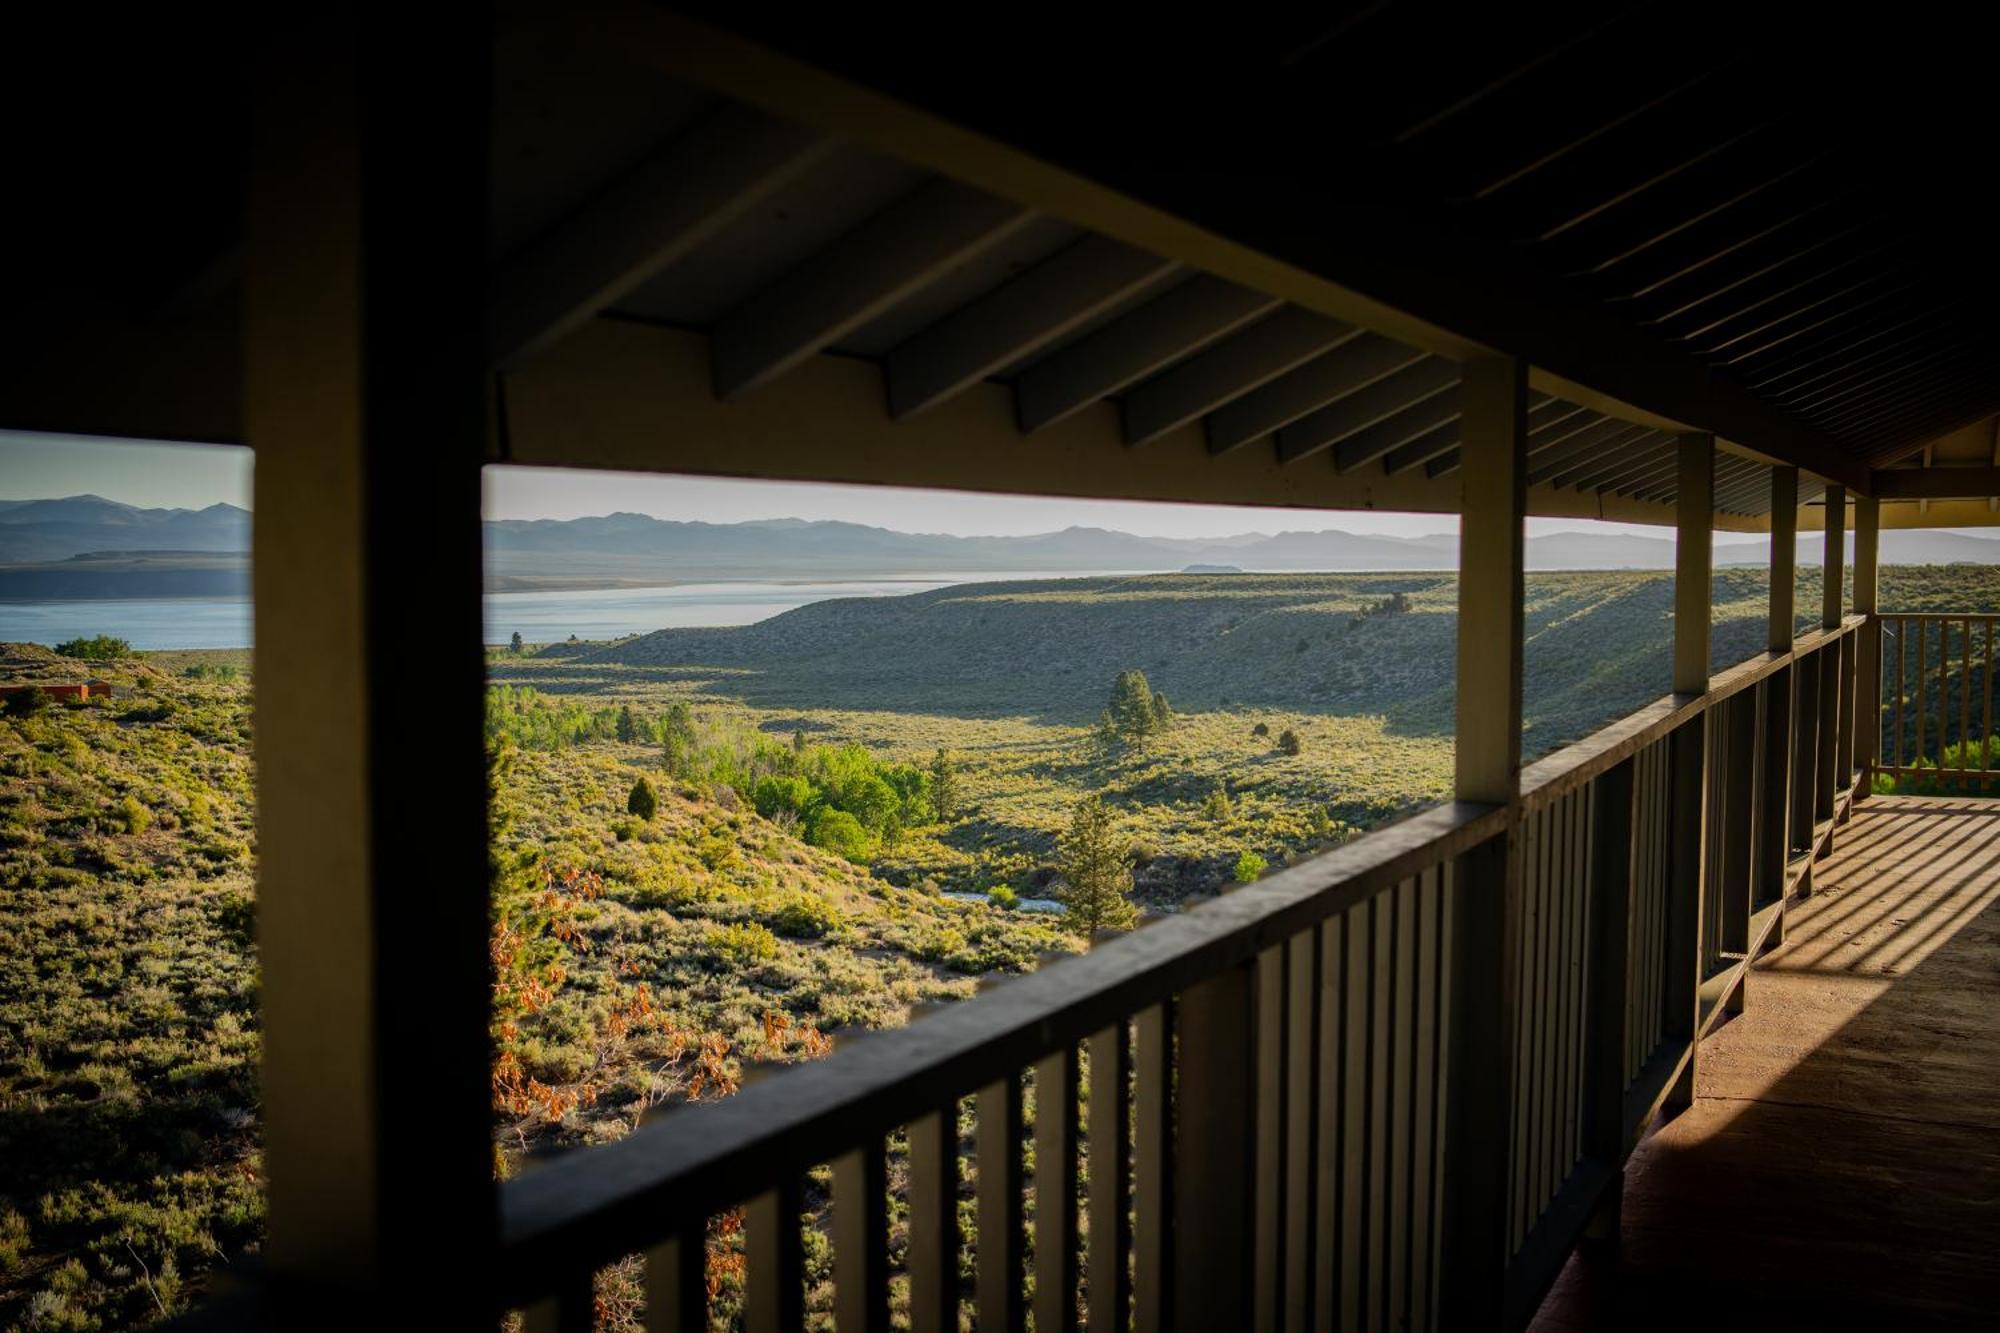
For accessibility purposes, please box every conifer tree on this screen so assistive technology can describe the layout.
[509,631,524,654]
[929,747,961,822]
[1057,794,1138,940]
[616,704,638,743]
[627,775,658,821]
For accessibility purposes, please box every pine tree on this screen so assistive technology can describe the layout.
[616,704,638,743]
[627,776,658,821]
[1057,794,1138,940]
[929,747,961,822]
[1110,669,1155,740]
[662,702,696,776]
[1278,728,1303,756]
[509,631,524,654]
[1150,691,1173,733]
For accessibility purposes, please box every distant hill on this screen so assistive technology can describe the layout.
[584,565,2000,742]
[5,496,2000,595]
[0,495,249,563]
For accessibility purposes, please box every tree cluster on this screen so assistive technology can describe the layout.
[1099,669,1174,748]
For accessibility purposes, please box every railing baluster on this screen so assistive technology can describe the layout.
[1340,900,1371,1327]
[1409,865,1444,1333]
[1312,913,1345,1329]
[523,1271,594,1333]
[1033,1047,1080,1333]
[1253,946,1284,1333]
[1086,1023,1130,1333]
[1664,713,1707,1110]
[1915,619,1927,770]
[1282,930,1317,1332]
[1894,618,1905,774]
[1174,966,1256,1331]
[745,1178,803,1333]
[907,1105,959,1333]
[1132,1003,1170,1333]
[1366,889,1394,1327]
[1388,878,1417,1329]
[646,1227,707,1333]
[1963,617,1974,780]
[977,1074,1026,1332]
[1928,616,1944,780]
[1985,619,1995,782]
[832,1142,887,1333]
[1584,758,1635,1234]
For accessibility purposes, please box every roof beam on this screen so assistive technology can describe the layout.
[1327,378,1462,471]
[1545,427,1659,488]
[1012,276,1278,432]
[1567,439,1677,493]
[1523,420,1649,485]
[598,7,1873,491]
[885,235,1175,418]
[1204,334,1424,455]
[1871,466,2000,500]
[1434,405,1612,481]
[1275,358,1457,465]
[1120,306,1356,446]
[1384,420,1462,476]
[489,105,833,369]
[710,180,1033,400]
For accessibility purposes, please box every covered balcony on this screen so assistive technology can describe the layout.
[5,5,1999,1330]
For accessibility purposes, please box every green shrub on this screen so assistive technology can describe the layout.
[771,891,842,938]
[806,807,873,863]
[1233,851,1268,883]
[709,921,780,966]
[116,794,152,835]
[55,634,133,660]
[1251,721,1270,737]
[3,686,52,717]
[1277,728,1303,756]
[627,776,658,821]
[987,885,1018,911]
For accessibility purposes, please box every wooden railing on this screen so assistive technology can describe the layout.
[1877,612,2000,788]
[498,619,1866,1332]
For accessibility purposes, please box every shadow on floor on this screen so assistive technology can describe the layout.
[1531,796,2000,1331]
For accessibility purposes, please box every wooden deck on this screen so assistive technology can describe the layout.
[1532,794,2000,1331]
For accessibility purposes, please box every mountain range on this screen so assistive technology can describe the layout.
[3,495,2000,597]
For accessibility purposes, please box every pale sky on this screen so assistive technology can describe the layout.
[0,429,1923,546]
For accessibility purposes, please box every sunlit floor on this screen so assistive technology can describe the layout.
[1532,795,2000,1331]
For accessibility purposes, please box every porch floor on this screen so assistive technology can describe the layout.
[1531,794,2000,1331]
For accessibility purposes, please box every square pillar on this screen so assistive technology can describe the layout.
[1853,495,1881,791]
[1439,357,1526,1326]
[248,13,496,1323]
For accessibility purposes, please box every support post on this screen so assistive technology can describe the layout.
[1818,487,1847,824]
[1664,434,1713,1112]
[1438,357,1526,1325]
[1853,495,1881,797]
[1675,433,1715,695]
[1769,467,1797,653]
[248,13,495,1324]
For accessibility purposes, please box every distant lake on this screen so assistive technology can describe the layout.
[0,572,1139,651]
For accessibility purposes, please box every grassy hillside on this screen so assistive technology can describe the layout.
[8,563,1999,1328]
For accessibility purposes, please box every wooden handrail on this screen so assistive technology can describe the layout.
[489,614,1884,1328]
[496,799,1505,1304]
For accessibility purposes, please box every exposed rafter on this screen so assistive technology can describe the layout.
[1336,388,1462,474]
[1012,276,1277,432]
[884,235,1176,418]
[1121,307,1356,446]
[1276,358,1457,465]
[710,180,1033,400]
[1204,334,1424,455]
[489,105,833,368]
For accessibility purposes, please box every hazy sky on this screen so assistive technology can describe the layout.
[0,428,1877,545]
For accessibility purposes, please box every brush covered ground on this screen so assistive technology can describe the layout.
[5,565,2000,1328]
